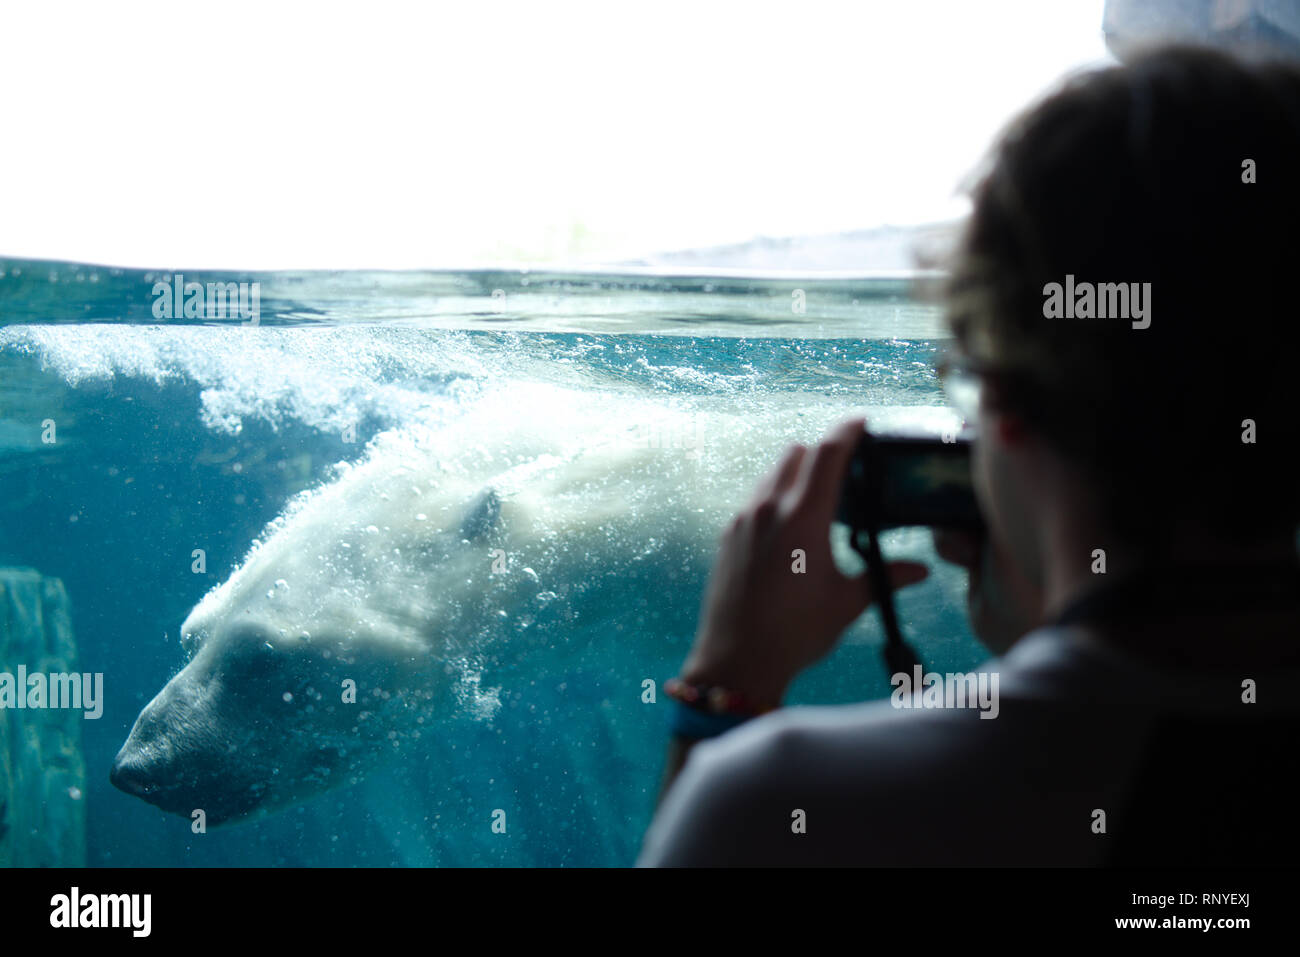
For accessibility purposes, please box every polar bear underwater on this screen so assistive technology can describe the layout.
[110,379,952,836]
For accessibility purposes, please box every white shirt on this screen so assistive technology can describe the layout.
[638,626,1297,866]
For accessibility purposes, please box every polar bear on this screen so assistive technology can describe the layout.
[110,381,949,829]
[110,385,791,823]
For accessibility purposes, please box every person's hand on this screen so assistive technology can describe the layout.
[679,419,929,710]
[932,526,1044,654]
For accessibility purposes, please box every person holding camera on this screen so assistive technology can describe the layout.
[639,47,1300,867]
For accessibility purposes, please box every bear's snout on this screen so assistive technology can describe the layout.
[109,750,159,797]
[110,731,263,825]
[110,674,243,819]
[109,717,193,813]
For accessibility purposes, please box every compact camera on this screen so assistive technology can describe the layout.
[836,429,983,533]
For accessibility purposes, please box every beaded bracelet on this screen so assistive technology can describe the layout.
[664,677,771,716]
[664,677,775,740]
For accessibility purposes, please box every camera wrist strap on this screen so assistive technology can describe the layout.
[851,523,923,677]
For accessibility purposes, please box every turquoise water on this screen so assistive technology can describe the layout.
[0,260,980,866]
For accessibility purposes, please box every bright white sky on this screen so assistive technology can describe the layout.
[0,0,1111,270]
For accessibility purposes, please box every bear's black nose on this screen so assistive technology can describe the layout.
[110,756,156,797]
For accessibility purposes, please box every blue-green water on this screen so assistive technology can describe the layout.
[0,260,979,866]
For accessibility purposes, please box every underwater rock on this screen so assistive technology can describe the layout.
[0,567,87,867]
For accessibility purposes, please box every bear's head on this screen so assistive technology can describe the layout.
[109,614,427,825]
[109,441,513,825]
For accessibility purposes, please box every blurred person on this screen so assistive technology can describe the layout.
[640,46,1300,866]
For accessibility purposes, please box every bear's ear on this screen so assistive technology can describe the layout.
[459,488,501,541]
